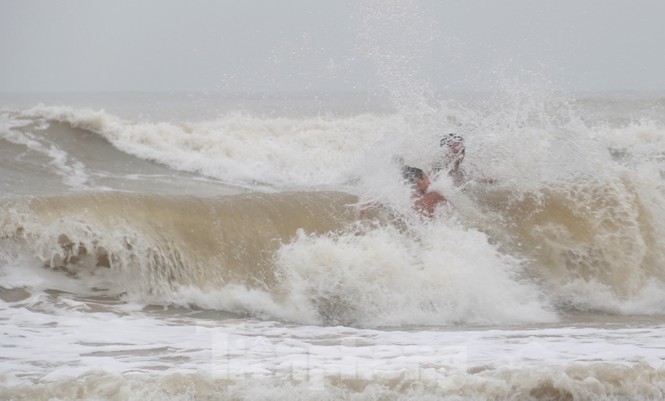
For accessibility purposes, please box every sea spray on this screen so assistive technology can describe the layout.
[16,105,401,187]
[273,219,556,327]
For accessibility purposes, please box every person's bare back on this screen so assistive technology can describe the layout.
[414,190,446,218]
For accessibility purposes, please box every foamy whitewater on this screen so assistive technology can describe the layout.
[1,89,665,401]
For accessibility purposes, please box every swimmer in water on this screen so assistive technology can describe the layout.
[432,133,495,186]
[401,166,447,218]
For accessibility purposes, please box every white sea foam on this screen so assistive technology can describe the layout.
[272,221,556,327]
[17,105,407,188]
[2,293,665,399]
[12,97,665,194]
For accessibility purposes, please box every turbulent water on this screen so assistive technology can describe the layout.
[1,90,665,400]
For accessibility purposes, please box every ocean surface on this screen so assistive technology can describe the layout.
[2,91,665,400]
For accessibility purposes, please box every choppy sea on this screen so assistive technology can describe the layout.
[2,90,665,400]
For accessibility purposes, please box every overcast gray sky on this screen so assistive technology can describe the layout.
[1,0,664,93]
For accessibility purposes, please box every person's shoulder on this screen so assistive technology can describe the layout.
[414,190,447,217]
[426,190,446,202]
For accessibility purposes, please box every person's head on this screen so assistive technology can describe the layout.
[402,166,430,193]
[439,133,465,170]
